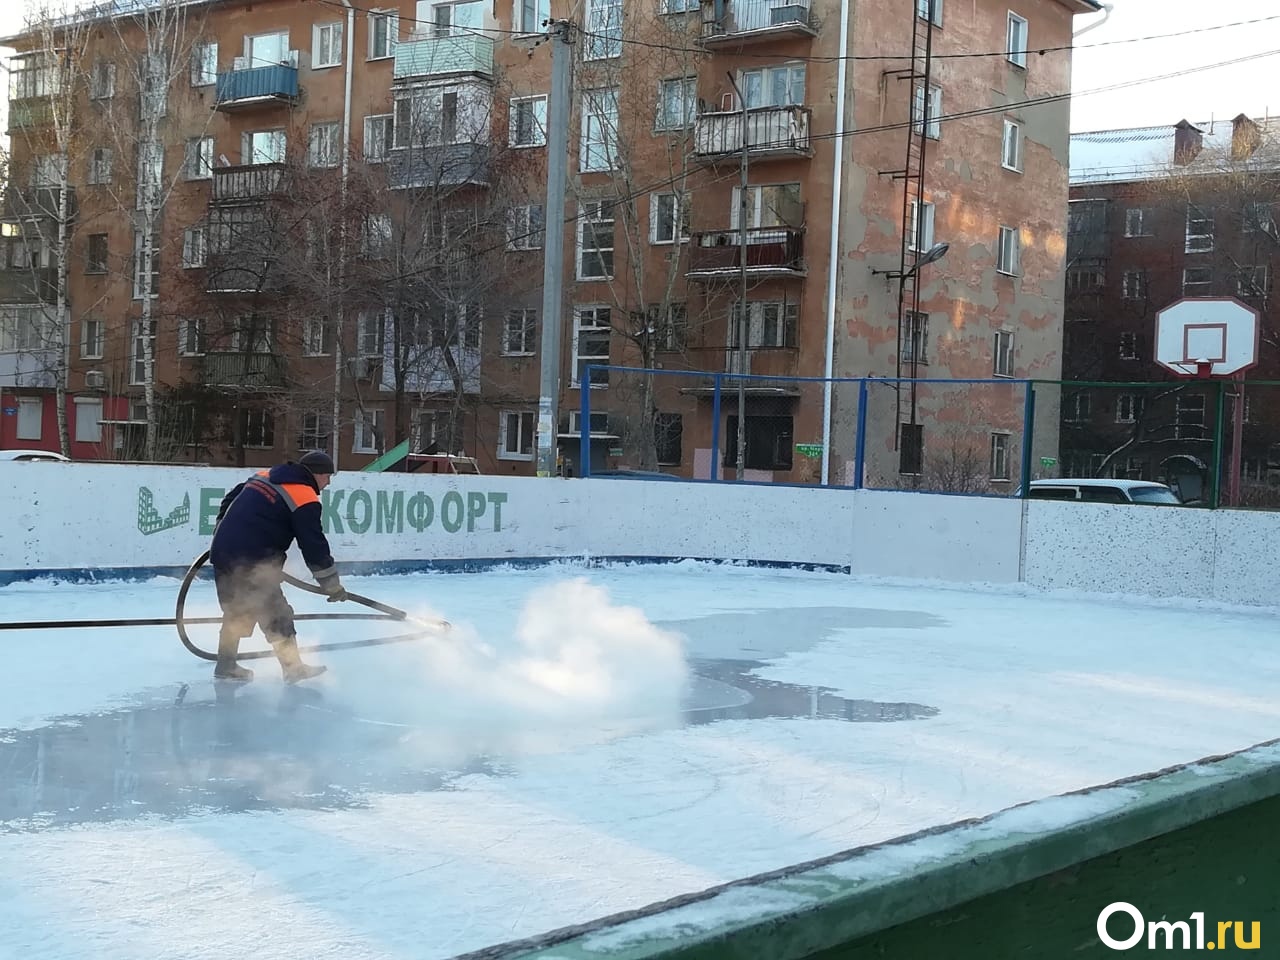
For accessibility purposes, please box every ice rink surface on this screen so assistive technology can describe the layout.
[3,561,1280,959]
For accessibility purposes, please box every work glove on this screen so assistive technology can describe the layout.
[318,574,348,603]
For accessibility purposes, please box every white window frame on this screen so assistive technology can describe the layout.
[357,310,384,357]
[498,410,536,460]
[515,0,550,32]
[506,204,544,251]
[580,87,619,172]
[246,31,291,67]
[130,319,156,385]
[993,329,1015,378]
[132,231,158,300]
[1239,265,1271,298]
[1007,12,1028,69]
[185,136,213,180]
[996,225,1020,276]
[914,84,941,140]
[1186,204,1214,253]
[309,121,341,168]
[576,201,615,280]
[16,397,43,441]
[1116,394,1144,424]
[88,146,113,185]
[1002,118,1023,172]
[509,95,548,147]
[368,10,399,59]
[572,306,611,388]
[908,199,935,253]
[354,408,385,454]
[990,432,1011,482]
[1124,208,1149,238]
[901,311,928,364]
[182,224,207,269]
[244,129,286,165]
[85,234,108,274]
[916,0,942,26]
[1118,331,1138,360]
[241,407,275,449]
[81,318,105,359]
[1122,270,1147,300]
[656,77,696,131]
[136,140,162,210]
[1063,392,1091,423]
[1183,266,1213,296]
[363,114,394,162]
[191,42,217,86]
[650,192,689,245]
[89,59,116,99]
[312,22,344,69]
[74,396,103,444]
[503,309,537,356]
[302,316,330,356]
[177,317,206,357]
[583,0,622,59]
[741,63,805,109]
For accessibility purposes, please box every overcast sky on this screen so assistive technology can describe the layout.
[1,1,1278,134]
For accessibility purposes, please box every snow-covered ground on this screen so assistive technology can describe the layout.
[2,562,1279,960]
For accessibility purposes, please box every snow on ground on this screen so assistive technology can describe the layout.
[2,562,1279,960]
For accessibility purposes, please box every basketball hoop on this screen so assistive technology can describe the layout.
[1194,360,1213,380]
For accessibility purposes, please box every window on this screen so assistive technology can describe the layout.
[1122,270,1148,300]
[649,302,687,351]
[302,316,331,356]
[354,408,385,454]
[516,0,550,32]
[993,329,1014,377]
[1007,12,1028,68]
[81,318,104,359]
[1186,205,1214,253]
[357,310,384,357]
[185,137,214,179]
[730,301,799,349]
[913,84,941,139]
[731,183,803,229]
[33,155,65,187]
[191,43,217,86]
[361,214,392,259]
[139,53,167,118]
[362,115,394,162]
[916,0,942,26]
[136,140,162,209]
[742,63,805,108]
[392,87,464,147]
[996,225,1020,275]
[901,311,928,364]
[1183,266,1212,296]
[246,31,290,67]
[1063,392,1091,423]
[509,96,547,147]
[580,87,619,172]
[990,433,1011,481]
[504,309,537,355]
[240,407,275,448]
[899,422,923,476]
[89,59,115,99]
[182,225,207,268]
[657,77,696,131]
[177,317,205,356]
[908,199,935,252]
[1238,266,1271,298]
[244,129,285,165]
[88,147,113,186]
[312,22,343,68]
[299,411,331,451]
[131,319,156,384]
[418,0,483,36]
[132,231,158,299]
[1176,394,1206,440]
[1118,331,1138,360]
[231,315,273,354]
[74,398,103,444]
[1244,201,1275,236]
[572,307,611,387]
[1001,119,1023,171]
[369,10,398,58]
[0,306,53,352]
[650,192,689,244]
[412,410,462,454]
[16,398,42,441]
[309,122,340,168]
[655,413,683,465]
[499,411,535,459]
[85,234,108,274]
[577,201,615,279]
[1124,208,1151,237]
[584,0,622,59]
[1116,394,1144,424]
[1067,267,1105,293]
[724,415,794,471]
[507,204,544,250]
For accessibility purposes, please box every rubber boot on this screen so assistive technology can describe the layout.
[269,634,327,684]
[213,626,254,682]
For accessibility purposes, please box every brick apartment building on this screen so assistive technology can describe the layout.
[0,0,1097,481]
[1064,114,1279,503]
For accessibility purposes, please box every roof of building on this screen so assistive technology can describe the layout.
[1071,115,1280,186]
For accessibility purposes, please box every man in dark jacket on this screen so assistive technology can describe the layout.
[210,450,345,683]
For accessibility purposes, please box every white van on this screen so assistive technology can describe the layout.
[1025,478,1182,505]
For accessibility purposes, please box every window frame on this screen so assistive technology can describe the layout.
[989,432,1012,482]
[913,83,942,140]
[1006,12,1028,69]
[996,225,1020,276]
[498,410,536,460]
[1001,118,1023,172]
[509,95,548,148]
[650,192,689,245]
[572,305,612,388]
[503,308,537,356]
[353,407,385,454]
[908,199,935,252]
[312,21,344,69]
[576,201,615,280]
[368,10,399,60]
[80,317,105,359]
[191,42,217,87]
[993,329,1015,378]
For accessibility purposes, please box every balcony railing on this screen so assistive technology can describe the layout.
[694,106,812,159]
[7,98,54,130]
[3,186,77,221]
[388,142,489,188]
[393,34,494,81]
[214,63,298,110]
[687,226,806,278]
[211,164,288,203]
[701,0,815,44]
[0,268,57,303]
[204,254,285,295]
[198,352,286,388]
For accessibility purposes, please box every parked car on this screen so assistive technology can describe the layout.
[0,449,71,462]
[1022,478,1183,505]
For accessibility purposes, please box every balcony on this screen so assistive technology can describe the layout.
[197,352,286,388]
[204,254,285,295]
[214,63,298,111]
[211,164,288,204]
[0,267,57,303]
[701,0,815,45]
[389,143,489,189]
[393,34,494,81]
[7,98,54,130]
[3,186,77,221]
[694,106,812,161]
[687,227,806,280]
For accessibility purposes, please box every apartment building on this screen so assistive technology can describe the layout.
[1064,114,1279,503]
[0,0,1097,479]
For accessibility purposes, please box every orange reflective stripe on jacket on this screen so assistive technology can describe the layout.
[250,470,319,511]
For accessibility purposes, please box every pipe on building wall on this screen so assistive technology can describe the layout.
[1072,2,1113,36]
[819,0,852,486]
[331,0,356,469]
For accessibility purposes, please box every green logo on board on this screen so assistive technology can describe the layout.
[137,487,192,535]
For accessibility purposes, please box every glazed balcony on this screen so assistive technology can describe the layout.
[693,106,812,161]
[393,34,494,81]
[701,0,815,46]
[388,142,489,188]
[197,352,287,388]
[7,97,54,130]
[214,62,299,111]
[687,226,806,280]
[3,186,77,221]
[0,267,57,303]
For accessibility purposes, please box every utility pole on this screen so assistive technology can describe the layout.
[536,19,574,477]
[730,72,749,479]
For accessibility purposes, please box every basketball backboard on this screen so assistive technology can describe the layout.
[1154,297,1259,379]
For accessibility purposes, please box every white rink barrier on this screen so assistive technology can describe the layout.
[0,462,1272,606]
